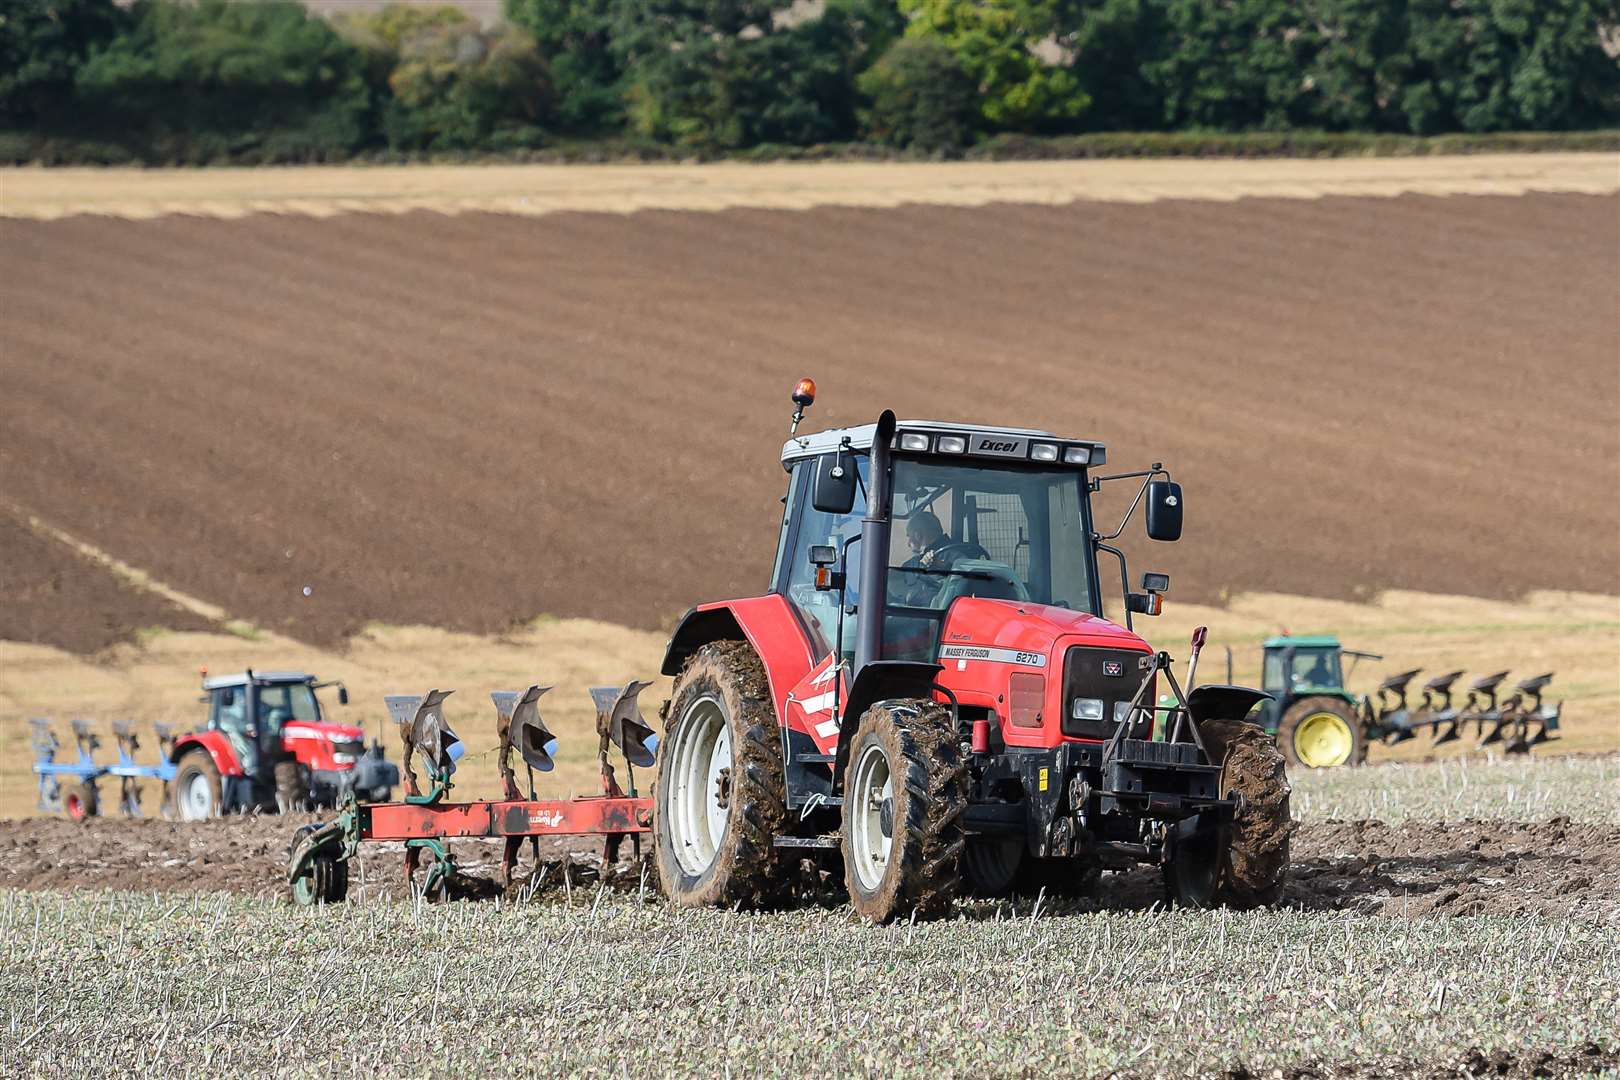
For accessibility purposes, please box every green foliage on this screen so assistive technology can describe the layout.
[614,0,896,150]
[75,0,373,160]
[338,7,551,150]
[503,0,623,133]
[0,0,128,126]
[858,37,979,150]
[900,0,1091,132]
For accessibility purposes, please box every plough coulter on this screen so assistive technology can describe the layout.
[1244,636,1563,768]
[287,681,658,905]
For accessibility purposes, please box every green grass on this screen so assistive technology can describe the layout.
[1,889,1614,1076]
[1292,753,1620,824]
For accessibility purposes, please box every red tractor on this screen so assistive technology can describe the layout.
[651,382,1290,920]
[169,669,398,820]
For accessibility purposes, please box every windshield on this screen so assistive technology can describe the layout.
[1263,647,1343,692]
[881,457,1096,659]
[257,683,321,730]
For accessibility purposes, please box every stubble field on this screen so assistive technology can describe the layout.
[2,156,1617,1077]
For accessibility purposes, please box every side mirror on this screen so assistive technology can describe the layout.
[808,545,837,567]
[812,451,857,514]
[337,686,349,706]
[1145,480,1183,541]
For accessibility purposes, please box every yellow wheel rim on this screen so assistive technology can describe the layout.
[1294,711,1354,768]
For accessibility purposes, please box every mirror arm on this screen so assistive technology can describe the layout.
[1096,541,1132,632]
[1093,464,1168,542]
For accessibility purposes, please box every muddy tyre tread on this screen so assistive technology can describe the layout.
[843,700,967,922]
[1203,718,1292,907]
[655,640,790,909]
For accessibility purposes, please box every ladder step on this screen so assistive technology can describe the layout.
[794,753,836,764]
[773,835,841,849]
[787,794,843,809]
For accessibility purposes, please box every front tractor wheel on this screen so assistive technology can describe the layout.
[1277,697,1364,769]
[654,642,789,910]
[172,751,222,821]
[1167,719,1291,908]
[841,700,966,923]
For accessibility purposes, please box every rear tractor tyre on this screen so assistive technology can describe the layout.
[1167,719,1291,909]
[841,700,966,923]
[60,780,98,822]
[1277,697,1363,770]
[172,751,222,821]
[654,641,790,910]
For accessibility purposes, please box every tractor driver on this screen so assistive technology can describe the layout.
[895,511,989,606]
[1293,654,1334,688]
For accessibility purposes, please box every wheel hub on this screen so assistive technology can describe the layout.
[1295,711,1354,768]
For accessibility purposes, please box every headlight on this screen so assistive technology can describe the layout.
[898,433,930,452]
[1030,442,1059,462]
[1071,697,1104,720]
[333,752,357,765]
[936,435,966,454]
[1063,446,1091,465]
[1113,701,1135,722]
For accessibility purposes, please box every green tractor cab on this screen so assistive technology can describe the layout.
[1251,636,1380,769]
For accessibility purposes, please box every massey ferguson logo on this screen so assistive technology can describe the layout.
[1102,660,1125,677]
[978,439,1017,453]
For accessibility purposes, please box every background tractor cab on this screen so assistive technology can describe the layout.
[655,382,1288,920]
[1250,635,1379,769]
[168,669,398,819]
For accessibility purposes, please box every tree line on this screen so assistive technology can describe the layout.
[3,0,1616,163]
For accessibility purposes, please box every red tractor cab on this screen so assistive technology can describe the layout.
[169,669,398,820]
[653,390,1289,921]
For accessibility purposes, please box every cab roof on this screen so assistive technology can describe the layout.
[781,420,1106,469]
[201,670,315,690]
[1263,635,1341,650]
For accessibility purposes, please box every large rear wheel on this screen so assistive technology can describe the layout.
[841,700,966,922]
[172,751,222,821]
[1277,697,1363,769]
[654,642,789,909]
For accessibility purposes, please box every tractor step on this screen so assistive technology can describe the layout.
[773,835,840,849]
[794,753,836,764]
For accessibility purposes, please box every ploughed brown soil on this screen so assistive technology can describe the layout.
[0,511,214,651]
[1,812,1614,921]
[2,193,1616,648]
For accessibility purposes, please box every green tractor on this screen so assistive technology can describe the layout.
[1248,636,1381,769]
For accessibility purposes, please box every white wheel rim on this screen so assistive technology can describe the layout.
[849,742,893,892]
[180,772,213,821]
[665,695,731,877]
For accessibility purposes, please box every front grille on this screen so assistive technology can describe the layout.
[1062,645,1153,739]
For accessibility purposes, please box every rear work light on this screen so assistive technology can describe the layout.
[898,433,931,452]
[1030,443,1059,462]
[1008,672,1045,728]
[1063,446,1091,465]
[936,435,967,454]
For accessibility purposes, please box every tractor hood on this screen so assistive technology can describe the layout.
[940,597,1153,659]
[282,721,366,743]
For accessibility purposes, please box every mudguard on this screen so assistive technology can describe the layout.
[169,730,244,777]
[661,596,818,726]
[1187,685,1271,726]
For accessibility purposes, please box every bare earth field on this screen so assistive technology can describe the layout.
[2,192,1616,648]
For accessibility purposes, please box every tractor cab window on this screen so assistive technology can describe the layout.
[1265,648,1342,693]
[781,454,869,661]
[256,683,321,733]
[1289,649,1341,689]
[883,457,1096,660]
[210,687,247,733]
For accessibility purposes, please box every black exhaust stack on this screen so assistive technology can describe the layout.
[854,410,897,680]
